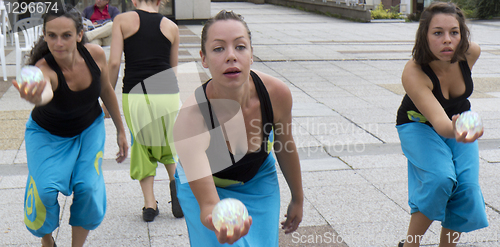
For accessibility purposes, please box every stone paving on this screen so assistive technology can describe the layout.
[1,2,500,246]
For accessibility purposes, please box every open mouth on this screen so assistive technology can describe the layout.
[442,47,453,52]
[224,68,241,75]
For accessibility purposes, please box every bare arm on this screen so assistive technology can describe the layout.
[160,18,179,76]
[89,44,128,162]
[258,71,303,234]
[108,14,125,90]
[173,94,251,244]
[465,41,481,69]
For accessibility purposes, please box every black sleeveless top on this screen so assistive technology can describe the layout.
[122,9,178,94]
[396,60,473,126]
[194,71,274,185]
[31,43,102,137]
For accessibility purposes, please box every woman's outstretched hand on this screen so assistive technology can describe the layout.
[115,130,128,163]
[12,79,47,105]
[281,199,303,234]
[452,114,483,143]
[204,213,252,244]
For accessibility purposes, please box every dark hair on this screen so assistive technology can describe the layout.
[412,1,469,65]
[28,3,88,65]
[200,10,251,55]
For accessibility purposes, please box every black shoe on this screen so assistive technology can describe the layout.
[142,202,159,222]
[398,239,404,247]
[43,237,56,247]
[170,180,184,218]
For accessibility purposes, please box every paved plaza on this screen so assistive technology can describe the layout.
[1,2,500,246]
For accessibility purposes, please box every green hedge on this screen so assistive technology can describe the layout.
[448,0,500,19]
[474,0,500,19]
[371,3,403,19]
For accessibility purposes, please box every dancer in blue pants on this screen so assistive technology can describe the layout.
[13,5,127,247]
[396,2,488,246]
[173,10,304,246]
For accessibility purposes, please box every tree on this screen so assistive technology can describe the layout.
[475,0,500,19]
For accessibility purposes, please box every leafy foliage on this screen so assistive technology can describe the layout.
[371,3,403,19]
[474,0,500,19]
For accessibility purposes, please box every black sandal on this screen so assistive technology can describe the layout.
[142,201,159,222]
[398,239,404,247]
[170,180,184,218]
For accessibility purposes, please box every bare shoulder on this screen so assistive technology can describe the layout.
[160,17,179,42]
[84,43,106,64]
[115,11,138,24]
[253,70,291,101]
[161,16,178,29]
[84,43,105,57]
[35,58,54,75]
[465,41,481,68]
[35,58,57,86]
[401,59,432,94]
[402,60,426,84]
[34,57,49,70]
[252,70,292,121]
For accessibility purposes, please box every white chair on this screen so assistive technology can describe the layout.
[14,17,43,75]
[30,2,47,18]
[0,0,10,46]
[0,33,7,81]
[9,2,45,45]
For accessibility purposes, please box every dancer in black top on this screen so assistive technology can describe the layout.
[396,2,488,246]
[173,10,303,246]
[107,0,182,221]
[13,5,127,247]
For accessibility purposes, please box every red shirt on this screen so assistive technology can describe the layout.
[90,5,110,23]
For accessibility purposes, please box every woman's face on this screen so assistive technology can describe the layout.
[201,19,253,89]
[44,16,83,59]
[427,13,461,62]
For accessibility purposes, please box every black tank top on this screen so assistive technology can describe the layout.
[396,60,472,126]
[122,9,178,94]
[194,71,274,184]
[31,43,102,137]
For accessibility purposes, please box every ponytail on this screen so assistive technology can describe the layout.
[28,36,49,65]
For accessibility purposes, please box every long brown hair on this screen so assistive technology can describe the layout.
[28,3,88,65]
[412,1,470,65]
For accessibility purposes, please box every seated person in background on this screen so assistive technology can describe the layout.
[82,0,119,46]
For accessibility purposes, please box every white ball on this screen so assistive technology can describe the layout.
[455,111,483,138]
[212,198,249,236]
[17,66,44,87]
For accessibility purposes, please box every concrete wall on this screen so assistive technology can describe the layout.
[400,0,411,14]
[175,0,211,21]
[266,0,372,22]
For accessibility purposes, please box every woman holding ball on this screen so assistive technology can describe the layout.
[173,10,304,246]
[396,2,488,246]
[13,5,127,247]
